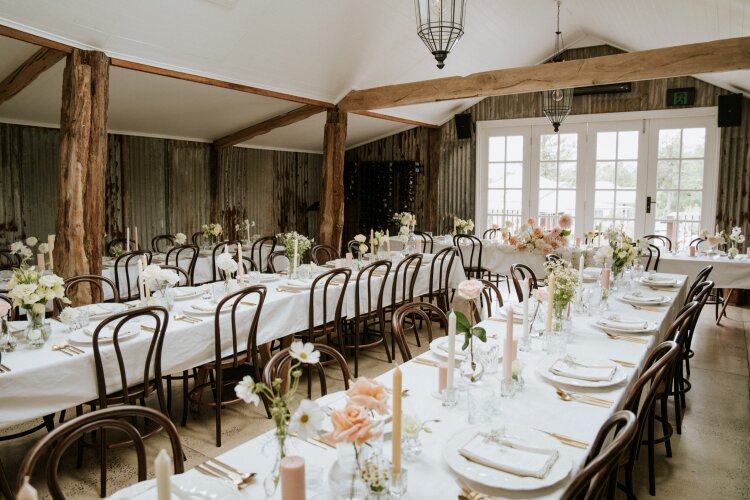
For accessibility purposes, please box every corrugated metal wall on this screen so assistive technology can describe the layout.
[346,44,747,239]
[0,125,323,248]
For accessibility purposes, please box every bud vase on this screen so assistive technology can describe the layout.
[24,308,51,349]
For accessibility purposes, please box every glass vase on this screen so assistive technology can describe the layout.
[545,304,569,356]
[24,308,51,349]
[459,340,485,383]
[328,443,368,500]
[263,434,289,498]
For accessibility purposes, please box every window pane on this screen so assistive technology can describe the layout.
[655,191,678,219]
[681,128,706,158]
[559,134,578,160]
[596,132,617,160]
[656,160,679,189]
[539,162,557,188]
[615,190,636,219]
[618,131,639,160]
[506,189,523,211]
[539,189,557,215]
[506,136,524,161]
[658,129,681,158]
[488,163,504,188]
[595,162,615,188]
[558,162,577,188]
[617,161,637,188]
[540,135,558,161]
[558,190,576,216]
[678,191,702,217]
[595,190,615,219]
[488,190,504,213]
[680,159,703,189]
[488,137,505,162]
[505,163,523,188]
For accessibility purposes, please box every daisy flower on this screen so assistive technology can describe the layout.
[235,376,260,406]
[290,341,320,364]
[289,399,324,439]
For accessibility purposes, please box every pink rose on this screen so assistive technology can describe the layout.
[345,377,389,415]
[558,213,572,229]
[457,279,484,300]
[491,224,499,229]
[324,404,382,445]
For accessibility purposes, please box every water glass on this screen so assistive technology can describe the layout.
[467,381,499,424]
[545,331,568,357]
[478,343,501,374]
[247,270,261,285]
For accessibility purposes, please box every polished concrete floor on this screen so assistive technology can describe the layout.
[1,303,748,499]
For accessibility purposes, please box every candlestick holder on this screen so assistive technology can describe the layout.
[518,334,532,352]
[500,379,516,398]
[389,468,408,497]
[441,386,458,407]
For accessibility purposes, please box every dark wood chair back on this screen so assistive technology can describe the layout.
[16,405,184,499]
[353,260,392,321]
[311,244,339,265]
[413,231,434,253]
[211,241,241,282]
[0,294,16,320]
[428,247,458,312]
[644,244,661,271]
[686,265,712,301]
[306,268,351,343]
[584,231,600,245]
[453,234,484,278]
[561,410,637,500]
[113,250,152,301]
[250,236,278,272]
[391,302,448,363]
[158,265,191,287]
[106,238,137,257]
[390,254,423,312]
[0,250,20,271]
[643,234,672,251]
[190,231,203,246]
[510,263,539,301]
[267,250,289,274]
[482,228,497,239]
[545,253,562,264]
[57,274,119,312]
[165,244,199,284]
[346,239,363,257]
[689,236,709,252]
[151,234,175,254]
[478,279,504,318]
[263,343,350,398]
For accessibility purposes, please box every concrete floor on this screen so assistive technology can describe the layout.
[1,303,749,499]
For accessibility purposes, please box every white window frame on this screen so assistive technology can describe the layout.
[475,107,719,237]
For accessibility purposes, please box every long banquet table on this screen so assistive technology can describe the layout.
[116,272,688,499]
[0,254,466,427]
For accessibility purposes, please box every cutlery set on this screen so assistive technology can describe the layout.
[194,457,255,490]
[52,344,85,356]
[554,385,613,408]
[174,314,202,324]
[533,428,589,449]
[603,331,648,344]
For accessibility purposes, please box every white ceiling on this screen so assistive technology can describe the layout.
[0,0,749,152]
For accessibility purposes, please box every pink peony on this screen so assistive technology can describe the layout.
[345,377,389,415]
[527,218,536,226]
[325,404,382,445]
[457,279,484,300]
[558,213,572,229]
[491,223,499,229]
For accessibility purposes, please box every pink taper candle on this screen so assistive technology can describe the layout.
[134,226,139,251]
[601,267,611,292]
[503,305,514,383]
[438,363,448,392]
[280,456,305,500]
[392,366,402,474]
[690,246,696,257]
[36,254,45,272]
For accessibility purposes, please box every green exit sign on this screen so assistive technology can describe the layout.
[666,88,696,106]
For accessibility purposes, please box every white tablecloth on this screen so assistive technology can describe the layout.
[658,253,750,289]
[140,273,688,499]
[0,257,466,427]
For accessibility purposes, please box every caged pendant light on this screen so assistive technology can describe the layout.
[542,0,573,132]
[414,0,467,69]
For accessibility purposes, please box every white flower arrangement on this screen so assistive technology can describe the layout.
[353,234,368,255]
[235,219,255,236]
[174,232,187,245]
[7,266,69,313]
[276,231,314,261]
[372,230,386,251]
[544,259,580,309]
[201,223,223,239]
[453,217,475,234]
[728,226,745,245]
[216,252,238,275]
[10,241,33,260]
[594,225,636,275]
[141,264,180,291]
[392,211,415,228]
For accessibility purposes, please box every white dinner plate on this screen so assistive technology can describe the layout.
[78,303,129,320]
[443,424,572,491]
[593,317,657,335]
[429,336,470,361]
[259,274,280,283]
[108,473,240,499]
[535,356,627,388]
[639,276,679,288]
[69,327,139,345]
[171,287,202,301]
[618,293,671,306]
[184,303,231,316]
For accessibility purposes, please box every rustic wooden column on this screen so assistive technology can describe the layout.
[424,127,442,233]
[319,108,347,251]
[54,49,109,303]
[209,145,223,224]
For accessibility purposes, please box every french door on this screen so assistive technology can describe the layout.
[476,109,719,246]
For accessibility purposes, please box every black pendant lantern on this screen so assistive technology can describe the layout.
[414,0,467,69]
[542,0,572,132]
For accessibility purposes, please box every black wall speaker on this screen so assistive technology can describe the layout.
[718,93,743,127]
[454,113,473,140]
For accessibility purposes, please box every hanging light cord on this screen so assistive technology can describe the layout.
[553,0,565,62]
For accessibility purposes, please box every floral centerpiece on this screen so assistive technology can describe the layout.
[235,219,256,242]
[727,226,745,258]
[235,341,324,496]
[453,217,475,235]
[508,216,571,254]
[174,232,187,246]
[141,264,180,303]
[201,223,223,248]
[543,259,579,333]
[11,237,50,267]
[216,252,238,286]
[276,231,313,273]
[6,248,69,348]
[594,225,641,278]
[353,234,368,260]
[372,230,386,255]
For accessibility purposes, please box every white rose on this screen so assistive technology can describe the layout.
[38,243,49,254]
[212,224,223,236]
[32,303,45,315]
[174,233,187,245]
[354,234,366,243]
[359,243,368,254]
[10,241,25,254]
[737,235,745,243]
[26,236,38,247]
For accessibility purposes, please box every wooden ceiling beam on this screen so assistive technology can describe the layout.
[339,36,750,112]
[214,104,325,148]
[0,24,73,53]
[352,110,439,128]
[0,47,66,105]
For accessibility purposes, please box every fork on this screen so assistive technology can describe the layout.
[0,363,10,373]
[174,314,201,324]
[456,478,496,500]
[206,457,255,483]
[603,331,647,344]
[195,463,253,489]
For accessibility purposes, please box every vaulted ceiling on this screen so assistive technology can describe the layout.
[0,0,749,152]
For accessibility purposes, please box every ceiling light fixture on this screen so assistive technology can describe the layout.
[542,0,573,132]
[414,0,467,69]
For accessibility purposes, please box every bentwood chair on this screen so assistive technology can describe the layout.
[510,264,540,302]
[106,238,137,257]
[619,341,679,498]
[482,228,497,239]
[545,253,562,264]
[113,250,152,301]
[165,244,199,285]
[644,244,661,271]
[689,236,709,253]
[382,254,423,356]
[413,231,434,253]
[250,236,278,272]
[56,275,120,313]
[188,286,267,446]
[478,279,504,319]
[684,266,712,375]
[16,406,184,500]
[267,250,289,274]
[190,231,203,246]
[81,306,170,497]
[391,302,448,363]
[347,239,363,257]
[561,410,637,500]
[151,234,175,254]
[424,246,458,313]
[311,244,339,265]
[211,240,241,282]
[343,260,392,377]
[263,344,350,398]
[454,234,510,292]
[676,281,713,395]
[0,250,19,271]
[643,234,672,252]
[0,294,16,320]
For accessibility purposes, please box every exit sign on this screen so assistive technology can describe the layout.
[667,88,696,106]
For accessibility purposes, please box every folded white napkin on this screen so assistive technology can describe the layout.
[549,357,616,382]
[285,280,313,289]
[622,293,665,304]
[436,338,468,360]
[643,275,677,284]
[499,308,525,323]
[597,317,648,331]
[171,288,194,297]
[82,327,128,340]
[190,304,216,312]
[459,432,559,479]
